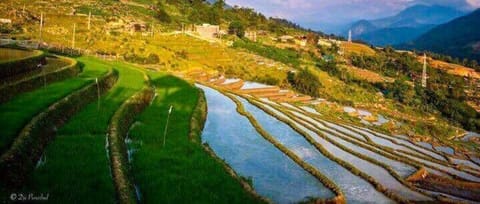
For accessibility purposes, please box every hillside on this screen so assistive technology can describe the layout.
[1,0,480,203]
[402,9,480,61]
[349,5,465,46]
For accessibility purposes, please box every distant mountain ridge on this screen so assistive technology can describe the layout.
[400,9,480,61]
[348,5,466,46]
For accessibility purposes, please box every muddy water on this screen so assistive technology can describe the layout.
[197,84,334,203]
[238,97,395,203]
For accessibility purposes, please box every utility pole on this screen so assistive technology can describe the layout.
[422,53,427,88]
[72,23,76,49]
[39,12,43,42]
[348,29,352,43]
[88,11,91,30]
[151,23,154,37]
[163,105,173,147]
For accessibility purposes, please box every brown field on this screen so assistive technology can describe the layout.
[341,64,394,83]
[341,42,376,56]
[421,57,480,79]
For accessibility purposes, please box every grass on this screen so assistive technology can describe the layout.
[23,59,145,203]
[128,74,264,203]
[0,57,107,154]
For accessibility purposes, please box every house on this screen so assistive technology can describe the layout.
[130,22,147,32]
[194,24,220,39]
[0,18,12,24]
[295,36,307,47]
[318,39,332,47]
[245,31,257,42]
[278,35,294,43]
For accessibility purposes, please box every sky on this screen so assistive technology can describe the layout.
[225,0,480,33]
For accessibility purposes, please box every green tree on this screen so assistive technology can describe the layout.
[288,69,322,97]
[228,21,245,38]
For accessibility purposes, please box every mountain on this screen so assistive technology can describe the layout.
[350,20,377,36]
[401,9,480,61]
[349,5,466,46]
[357,25,435,46]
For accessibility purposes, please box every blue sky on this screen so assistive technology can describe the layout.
[225,0,480,33]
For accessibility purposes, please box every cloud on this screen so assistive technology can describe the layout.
[225,0,479,33]
[467,0,480,7]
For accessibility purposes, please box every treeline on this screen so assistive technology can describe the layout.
[154,0,309,35]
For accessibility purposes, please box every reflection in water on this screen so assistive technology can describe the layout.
[238,97,395,203]
[197,84,334,203]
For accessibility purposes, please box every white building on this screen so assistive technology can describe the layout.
[194,24,220,39]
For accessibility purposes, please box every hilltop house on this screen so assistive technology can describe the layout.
[194,24,220,39]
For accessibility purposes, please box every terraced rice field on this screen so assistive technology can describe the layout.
[0,50,264,203]
[196,81,480,203]
[127,77,262,203]
[23,60,145,203]
[0,48,40,63]
[0,57,107,153]
[1,47,479,203]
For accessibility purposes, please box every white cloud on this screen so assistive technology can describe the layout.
[467,0,480,7]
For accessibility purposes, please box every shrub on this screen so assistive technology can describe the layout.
[228,21,245,38]
[288,69,322,97]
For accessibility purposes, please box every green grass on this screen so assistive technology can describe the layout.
[23,59,145,203]
[0,57,107,153]
[128,73,263,203]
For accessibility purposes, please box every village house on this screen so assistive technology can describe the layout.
[129,22,147,33]
[0,18,12,24]
[245,31,257,42]
[194,24,220,39]
[318,39,333,47]
[278,35,294,43]
[295,35,307,47]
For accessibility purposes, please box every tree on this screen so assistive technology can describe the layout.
[210,0,225,24]
[155,2,172,23]
[228,21,245,38]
